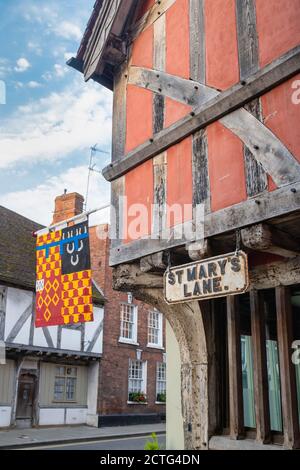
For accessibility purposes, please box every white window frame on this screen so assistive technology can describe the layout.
[53,366,77,403]
[156,362,166,404]
[147,310,163,349]
[119,302,138,345]
[127,359,147,404]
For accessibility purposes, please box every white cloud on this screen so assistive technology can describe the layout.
[0,58,12,78]
[53,21,82,41]
[14,81,24,89]
[54,64,67,78]
[42,71,53,81]
[28,41,43,56]
[28,81,42,89]
[0,77,112,170]
[15,57,31,73]
[0,165,110,226]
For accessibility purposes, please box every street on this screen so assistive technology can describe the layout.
[19,435,166,451]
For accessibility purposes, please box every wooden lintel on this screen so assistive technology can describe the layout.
[241,223,300,258]
[103,46,300,182]
[109,181,300,266]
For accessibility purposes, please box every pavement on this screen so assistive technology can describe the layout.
[0,423,166,449]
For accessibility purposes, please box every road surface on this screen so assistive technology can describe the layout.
[20,434,166,451]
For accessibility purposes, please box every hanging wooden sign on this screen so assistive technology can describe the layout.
[164,251,249,304]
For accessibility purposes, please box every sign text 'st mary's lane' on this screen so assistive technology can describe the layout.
[164,252,249,304]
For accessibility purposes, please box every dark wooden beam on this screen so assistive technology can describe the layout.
[235,0,268,197]
[103,46,300,182]
[112,64,128,161]
[227,296,244,439]
[250,255,300,290]
[0,287,7,341]
[128,66,299,188]
[250,290,271,443]
[152,153,167,237]
[276,286,300,449]
[153,14,166,135]
[109,180,300,266]
[4,342,101,359]
[242,223,300,258]
[67,57,114,90]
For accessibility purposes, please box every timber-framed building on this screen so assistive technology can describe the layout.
[69,0,300,450]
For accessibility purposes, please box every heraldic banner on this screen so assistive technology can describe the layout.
[35,220,94,327]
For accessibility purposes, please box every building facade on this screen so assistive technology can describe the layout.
[70,0,300,450]
[0,203,104,429]
[90,223,166,426]
[0,192,166,429]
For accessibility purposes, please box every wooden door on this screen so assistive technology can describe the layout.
[16,374,35,420]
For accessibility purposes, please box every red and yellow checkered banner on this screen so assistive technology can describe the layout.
[35,221,93,327]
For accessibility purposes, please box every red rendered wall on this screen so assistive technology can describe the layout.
[207,122,247,212]
[126,26,154,153]
[256,0,300,67]
[205,0,239,90]
[261,75,300,191]
[167,137,193,227]
[165,0,191,128]
[125,160,154,242]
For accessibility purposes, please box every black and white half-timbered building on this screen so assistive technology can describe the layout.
[0,206,104,428]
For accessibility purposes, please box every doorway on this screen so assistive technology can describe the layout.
[16,373,36,428]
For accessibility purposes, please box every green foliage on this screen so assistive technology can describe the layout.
[144,433,160,451]
[128,391,147,403]
[156,392,166,403]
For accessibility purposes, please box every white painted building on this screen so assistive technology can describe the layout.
[0,205,104,429]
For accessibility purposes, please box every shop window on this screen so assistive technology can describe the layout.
[240,294,256,428]
[53,366,77,402]
[216,286,300,447]
[291,285,300,423]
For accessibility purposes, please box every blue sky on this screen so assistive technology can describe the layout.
[0,0,112,225]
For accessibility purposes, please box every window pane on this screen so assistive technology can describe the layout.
[239,294,256,429]
[264,289,283,432]
[156,363,166,400]
[266,340,282,431]
[66,377,76,401]
[148,311,161,345]
[54,377,65,400]
[241,335,256,428]
[128,360,144,397]
[291,285,300,424]
[121,304,135,340]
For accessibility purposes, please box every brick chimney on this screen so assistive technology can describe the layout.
[52,191,84,224]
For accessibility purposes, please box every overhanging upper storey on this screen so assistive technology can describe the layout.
[69,0,300,269]
[67,0,138,90]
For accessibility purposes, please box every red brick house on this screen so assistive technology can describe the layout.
[55,192,166,426]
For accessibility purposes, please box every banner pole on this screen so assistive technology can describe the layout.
[33,203,110,236]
